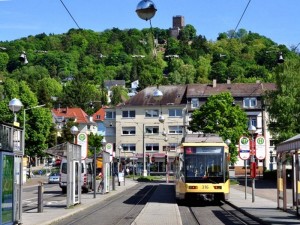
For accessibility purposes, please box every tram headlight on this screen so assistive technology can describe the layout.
[188,186,198,189]
[213,186,222,189]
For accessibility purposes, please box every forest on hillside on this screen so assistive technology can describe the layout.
[0,25,299,112]
[0,25,300,157]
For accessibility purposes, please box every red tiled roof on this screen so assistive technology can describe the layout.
[52,108,89,124]
[93,108,105,121]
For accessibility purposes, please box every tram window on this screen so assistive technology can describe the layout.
[185,153,223,178]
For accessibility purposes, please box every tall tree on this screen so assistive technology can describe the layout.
[265,58,300,143]
[188,92,248,163]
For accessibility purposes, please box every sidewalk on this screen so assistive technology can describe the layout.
[228,180,300,225]
[22,178,139,225]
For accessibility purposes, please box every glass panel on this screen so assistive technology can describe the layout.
[2,155,14,224]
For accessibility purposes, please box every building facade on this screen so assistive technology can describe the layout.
[104,81,277,176]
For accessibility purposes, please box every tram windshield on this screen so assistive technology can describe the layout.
[184,146,225,183]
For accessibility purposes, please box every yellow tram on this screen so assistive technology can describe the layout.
[174,134,230,203]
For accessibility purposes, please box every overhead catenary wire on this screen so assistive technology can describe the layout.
[231,0,252,38]
[59,0,81,29]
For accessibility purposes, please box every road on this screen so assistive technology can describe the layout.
[51,183,157,225]
[23,183,64,211]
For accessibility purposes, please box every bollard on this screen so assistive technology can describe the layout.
[38,182,44,213]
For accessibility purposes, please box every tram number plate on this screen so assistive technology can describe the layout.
[201,185,209,190]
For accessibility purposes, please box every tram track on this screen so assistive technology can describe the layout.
[51,183,157,225]
[179,201,262,225]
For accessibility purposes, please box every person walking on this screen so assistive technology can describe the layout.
[97,172,104,194]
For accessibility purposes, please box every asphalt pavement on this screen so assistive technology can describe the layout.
[21,175,300,225]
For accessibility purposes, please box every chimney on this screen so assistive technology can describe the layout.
[213,79,217,88]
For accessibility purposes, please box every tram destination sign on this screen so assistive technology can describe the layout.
[239,136,250,160]
[255,136,266,160]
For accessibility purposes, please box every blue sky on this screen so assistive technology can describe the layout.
[0,0,299,49]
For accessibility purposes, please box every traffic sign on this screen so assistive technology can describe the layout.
[239,136,250,160]
[255,136,266,160]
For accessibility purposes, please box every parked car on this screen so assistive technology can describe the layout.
[48,172,60,184]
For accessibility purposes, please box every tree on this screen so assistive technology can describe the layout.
[265,58,300,143]
[36,77,63,107]
[110,85,129,106]
[88,133,105,157]
[188,92,248,163]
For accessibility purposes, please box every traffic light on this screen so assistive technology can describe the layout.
[165,155,168,164]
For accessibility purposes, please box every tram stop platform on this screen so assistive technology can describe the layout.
[228,178,300,225]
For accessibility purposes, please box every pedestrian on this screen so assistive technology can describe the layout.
[97,172,104,193]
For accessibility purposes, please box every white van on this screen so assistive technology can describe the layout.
[59,158,94,193]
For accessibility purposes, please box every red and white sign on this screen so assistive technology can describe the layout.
[239,136,250,160]
[255,136,266,160]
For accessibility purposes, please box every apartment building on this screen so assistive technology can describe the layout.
[104,81,277,176]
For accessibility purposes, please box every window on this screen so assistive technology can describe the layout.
[122,110,135,118]
[270,140,276,147]
[169,109,182,117]
[248,117,257,127]
[96,115,101,120]
[145,109,159,117]
[145,126,159,134]
[191,98,199,108]
[146,143,159,152]
[121,144,136,152]
[122,127,136,135]
[163,143,178,152]
[169,143,178,151]
[105,111,116,119]
[243,98,257,108]
[169,126,183,134]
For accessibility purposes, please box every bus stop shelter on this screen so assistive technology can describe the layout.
[276,134,300,215]
[46,142,81,208]
[0,122,24,225]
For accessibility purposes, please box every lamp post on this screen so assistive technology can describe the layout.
[136,0,157,21]
[248,124,256,203]
[23,104,45,178]
[270,150,274,171]
[9,98,23,224]
[118,145,122,185]
[70,126,79,144]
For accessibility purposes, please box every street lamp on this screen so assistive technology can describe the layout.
[70,126,79,144]
[9,98,23,124]
[136,0,157,21]
[23,104,45,178]
[136,0,157,57]
[248,124,256,203]
[118,145,122,186]
[8,98,23,223]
